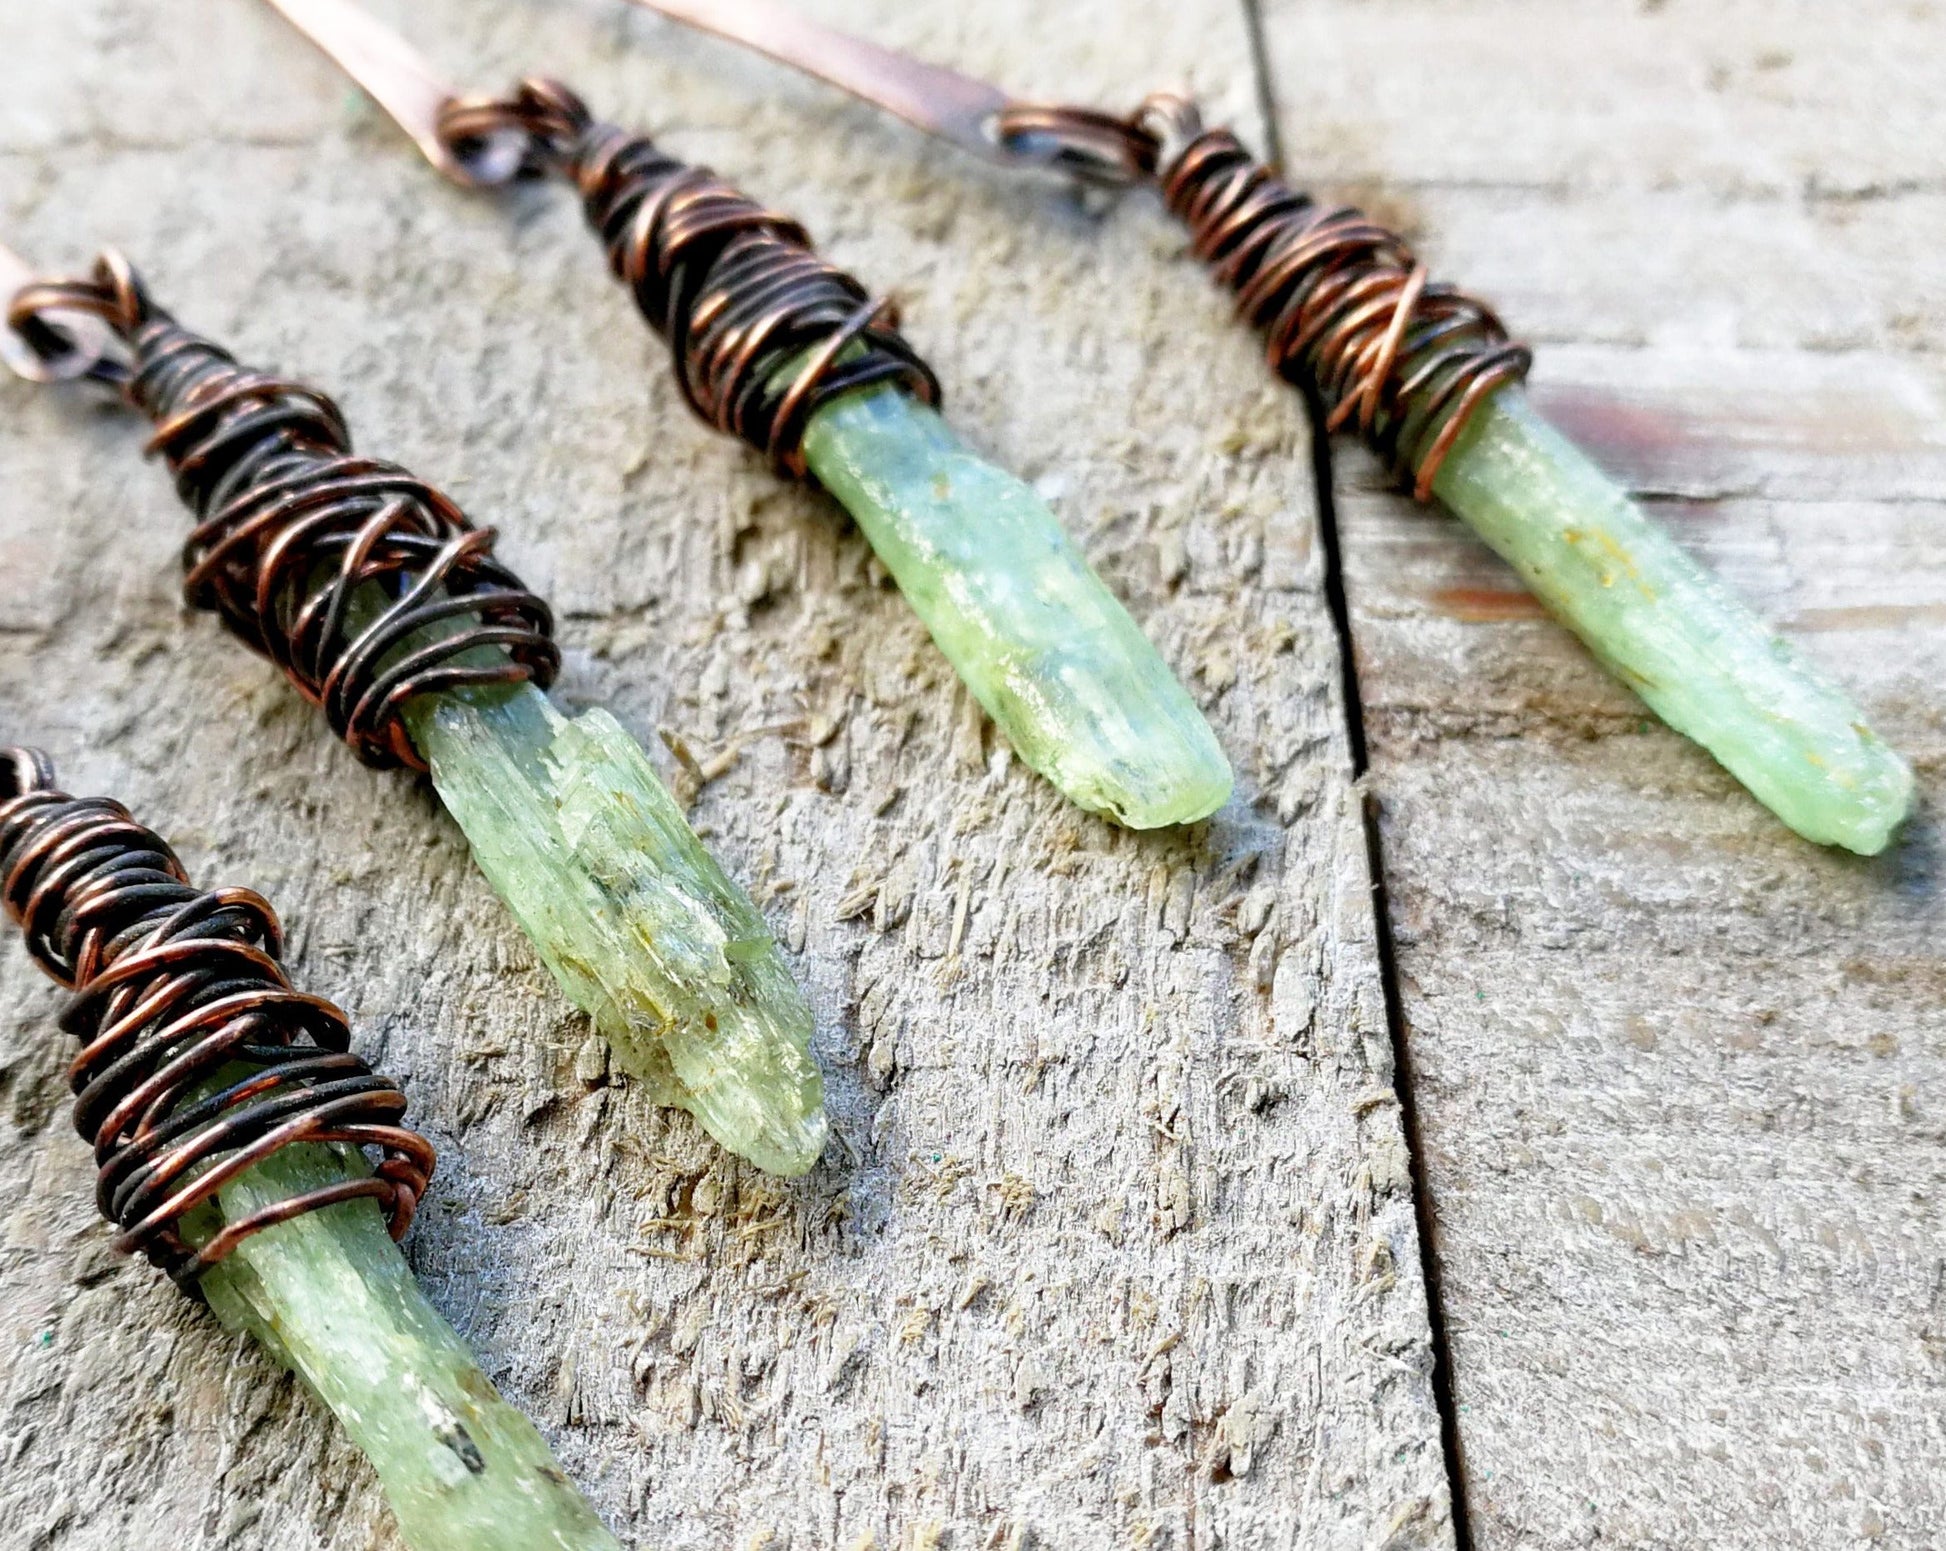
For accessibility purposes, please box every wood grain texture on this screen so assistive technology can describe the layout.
[1256,2,1946,1546]
[0,2,1452,1547]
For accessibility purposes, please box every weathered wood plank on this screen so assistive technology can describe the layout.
[0,1,1451,1546]
[1259,2,1946,1546]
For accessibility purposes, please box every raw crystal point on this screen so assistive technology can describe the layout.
[193,1144,621,1551]
[801,385,1233,828]
[403,682,826,1174]
[1433,388,1913,854]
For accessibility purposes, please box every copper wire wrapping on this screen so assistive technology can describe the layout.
[5,254,559,771]
[0,746,434,1286]
[1123,96,1532,501]
[438,78,940,477]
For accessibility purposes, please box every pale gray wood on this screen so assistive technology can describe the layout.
[1258,2,1946,1546]
[0,2,1452,1546]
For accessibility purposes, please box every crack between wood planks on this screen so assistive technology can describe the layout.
[1303,376,1479,1551]
[1241,0,1476,1520]
[1236,0,1287,173]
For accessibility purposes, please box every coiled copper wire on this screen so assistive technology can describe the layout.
[1106,95,1533,501]
[438,78,940,478]
[5,253,559,771]
[0,746,433,1287]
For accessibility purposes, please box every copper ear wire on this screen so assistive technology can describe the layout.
[7,254,560,771]
[438,78,940,478]
[0,748,435,1287]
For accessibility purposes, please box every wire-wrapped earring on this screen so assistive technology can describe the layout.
[0,744,620,1550]
[617,0,1914,856]
[251,0,1236,831]
[2,245,825,1175]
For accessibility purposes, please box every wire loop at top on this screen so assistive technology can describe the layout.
[439,79,941,478]
[15,253,559,771]
[1138,94,1531,499]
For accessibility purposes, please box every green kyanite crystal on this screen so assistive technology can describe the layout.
[192,1144,620,1551]
[799,385,1232,828]
[402,682,825,1175]
[1432,387,1913,854]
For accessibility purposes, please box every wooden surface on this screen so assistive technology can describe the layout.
[5,3,1942,1549]
[0,2,1452,1548]
[1256,2,1946,1547]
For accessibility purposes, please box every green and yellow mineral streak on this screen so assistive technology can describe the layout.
[1432,387,1912,854]
[402,681,825,1175]
[188,1143,619,1551]
[799,385,1233,829]
[343,583,824,1176]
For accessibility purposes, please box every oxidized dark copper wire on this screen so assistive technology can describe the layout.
[579,0,1529,497]
[1102,94,1533,501]
[6,253,559,771]
[0,746,434,1287]
[437,78,941,478]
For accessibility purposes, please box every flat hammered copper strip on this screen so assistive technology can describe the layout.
[0,746,434,1287]
[6,254,559,770]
